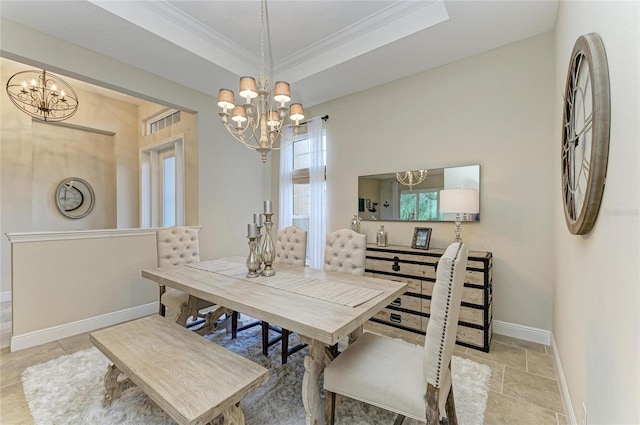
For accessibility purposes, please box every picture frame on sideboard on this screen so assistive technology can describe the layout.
[411,227,432,250]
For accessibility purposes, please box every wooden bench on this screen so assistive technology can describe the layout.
[90,314,269,425]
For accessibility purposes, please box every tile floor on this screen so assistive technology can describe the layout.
[0,301,566,424]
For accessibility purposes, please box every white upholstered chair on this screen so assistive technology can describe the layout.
[261,226,308,363]
[274,225,308,266]
[323,242,468,425]
[323,228,367,275]
[157,226,229,334]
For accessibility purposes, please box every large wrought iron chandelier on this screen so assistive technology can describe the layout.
[217,0,304,163]
[5,69,79,122]
[396,170,428,190]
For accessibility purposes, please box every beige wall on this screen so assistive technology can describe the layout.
[31,122,116,231]
[10,231,158,337]
[305,32,556,331]
[553,2,640,423]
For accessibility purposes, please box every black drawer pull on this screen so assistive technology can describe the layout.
[390,297,401,307]
[390,313,402,323]
[392,256,400,272]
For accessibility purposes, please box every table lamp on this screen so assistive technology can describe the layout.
[439,188,479,242]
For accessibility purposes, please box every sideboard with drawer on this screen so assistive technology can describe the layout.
[365,244,493,352]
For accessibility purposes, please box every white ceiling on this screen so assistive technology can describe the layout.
[1,0,559,107]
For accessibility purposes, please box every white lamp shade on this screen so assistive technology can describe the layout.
[439,189,479,213]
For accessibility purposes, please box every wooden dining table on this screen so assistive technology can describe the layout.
[142,256,407,425]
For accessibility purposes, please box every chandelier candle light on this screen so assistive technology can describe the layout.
[396,170,428,190]
[6,69,79,122]
[217,0,304,163]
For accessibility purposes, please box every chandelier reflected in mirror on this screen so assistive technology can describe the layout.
[217,0,304,163]
[5,69,79,122]
[396,169,428,190]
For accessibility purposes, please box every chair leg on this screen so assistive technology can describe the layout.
[158,286,166,316]
[425,383,440,425]
[262,322,270,356]
[445,385,458,425]
[281,329,290,365]
[393,414,406,425]
[231,311,238,339]
[329,343,339,358]
[324,390,336,425]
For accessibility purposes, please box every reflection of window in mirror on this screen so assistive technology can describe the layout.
[400,190,438,220]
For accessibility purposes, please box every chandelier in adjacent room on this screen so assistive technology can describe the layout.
[396,169,428,190]
[5,69,79,122]
[217,0,304,163]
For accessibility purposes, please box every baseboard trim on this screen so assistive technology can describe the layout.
[551,333,576,425]
[0,291,11,303]
[492,320,551,345]
[10,302,158,352]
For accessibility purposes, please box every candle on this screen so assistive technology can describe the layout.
[264,200,273,214]
[253,213,263,227]
[247,223,257,238]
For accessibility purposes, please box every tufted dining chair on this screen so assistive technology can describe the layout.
[323,242,468,425]
[323,228,367,275]
[261,226,308,363]
[157,226,230,335]
[274,225,308,266]
[272,228,367,365]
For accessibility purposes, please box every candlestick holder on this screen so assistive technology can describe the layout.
[260,212,276,276]
[246,236,260,278]
[256,223,263,269]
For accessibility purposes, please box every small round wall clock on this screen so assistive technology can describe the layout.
[561,33,610,235]
[55,177,95,219]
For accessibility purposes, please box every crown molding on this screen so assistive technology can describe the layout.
[274,0,449,82]
[87,0,257,76]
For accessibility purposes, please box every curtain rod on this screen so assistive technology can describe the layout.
[299,115,329,126]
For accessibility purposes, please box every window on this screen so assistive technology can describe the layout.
[279,119,327,268]
[148,110,181,135]
[400,189,438,220]
[140,137,184,227]
[291,135,326,238]
[159,150,176,227]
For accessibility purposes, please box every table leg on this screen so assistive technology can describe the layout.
[348,324,363,344]
[301,337,325,425]
[221,402,245,425]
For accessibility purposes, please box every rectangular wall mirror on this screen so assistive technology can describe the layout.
[358,164,480,222]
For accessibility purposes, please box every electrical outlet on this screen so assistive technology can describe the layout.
[581,403,588,425]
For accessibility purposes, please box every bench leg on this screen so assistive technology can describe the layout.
[102,364,136,407]
[221,402,245,425]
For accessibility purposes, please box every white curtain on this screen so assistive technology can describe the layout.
[278,126,294,229]
[307,117,326,269]
[391,181,400,220]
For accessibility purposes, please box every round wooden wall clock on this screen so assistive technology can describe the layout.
[561,33,610,235]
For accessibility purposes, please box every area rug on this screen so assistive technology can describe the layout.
[22,326,491,425]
